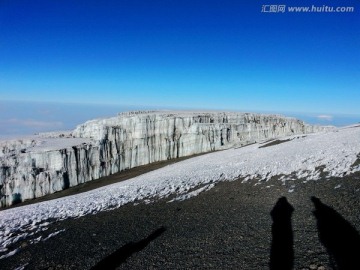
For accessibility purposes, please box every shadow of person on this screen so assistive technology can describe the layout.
[270,197,294,270]
[311,196,360,270]
[91,226,166,270]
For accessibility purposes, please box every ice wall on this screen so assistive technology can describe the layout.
[0,111,331,207]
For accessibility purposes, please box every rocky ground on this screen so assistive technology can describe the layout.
[1,169,360,270]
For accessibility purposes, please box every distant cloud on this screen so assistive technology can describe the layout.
[316,115,333,121]
[0,118,64,137]
[36,109,54,116]
[1,118,63,128]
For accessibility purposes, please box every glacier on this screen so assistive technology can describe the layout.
[0,124,359,261]
[0,111,331,207]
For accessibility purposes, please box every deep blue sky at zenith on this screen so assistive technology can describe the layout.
[0,0,359,135]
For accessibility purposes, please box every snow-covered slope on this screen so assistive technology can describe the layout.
[0,125,359,260]
[0,111,330,207]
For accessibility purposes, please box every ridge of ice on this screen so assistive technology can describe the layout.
[1,111,331,207]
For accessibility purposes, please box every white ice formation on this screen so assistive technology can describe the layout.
[0,111,331,207]
[0,124,359,260]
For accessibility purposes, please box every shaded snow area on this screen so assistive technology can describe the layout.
[1,126,360,259]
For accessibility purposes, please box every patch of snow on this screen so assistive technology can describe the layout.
[30,236,42,244]
[168,184,215,202]
[288,185,296,193]
[29,138,93,152]
[42,229,65,242]
[0,127,360,258]
[0,248,20,260]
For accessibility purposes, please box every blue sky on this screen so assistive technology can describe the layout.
[0,0,359,135]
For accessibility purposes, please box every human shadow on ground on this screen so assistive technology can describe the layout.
[91,226,166,270]
[311,196,360,270]
[270,197,294,270]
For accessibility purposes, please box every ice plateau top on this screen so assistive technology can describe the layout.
[0,110,332,208]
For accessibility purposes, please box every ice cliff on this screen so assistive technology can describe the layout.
[0,111,331,207]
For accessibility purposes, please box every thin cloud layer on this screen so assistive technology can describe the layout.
[0,118,63,128]
[0,118,64,137]
[317,115,333,121]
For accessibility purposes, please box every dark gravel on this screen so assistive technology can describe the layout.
[1,172,360,270]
